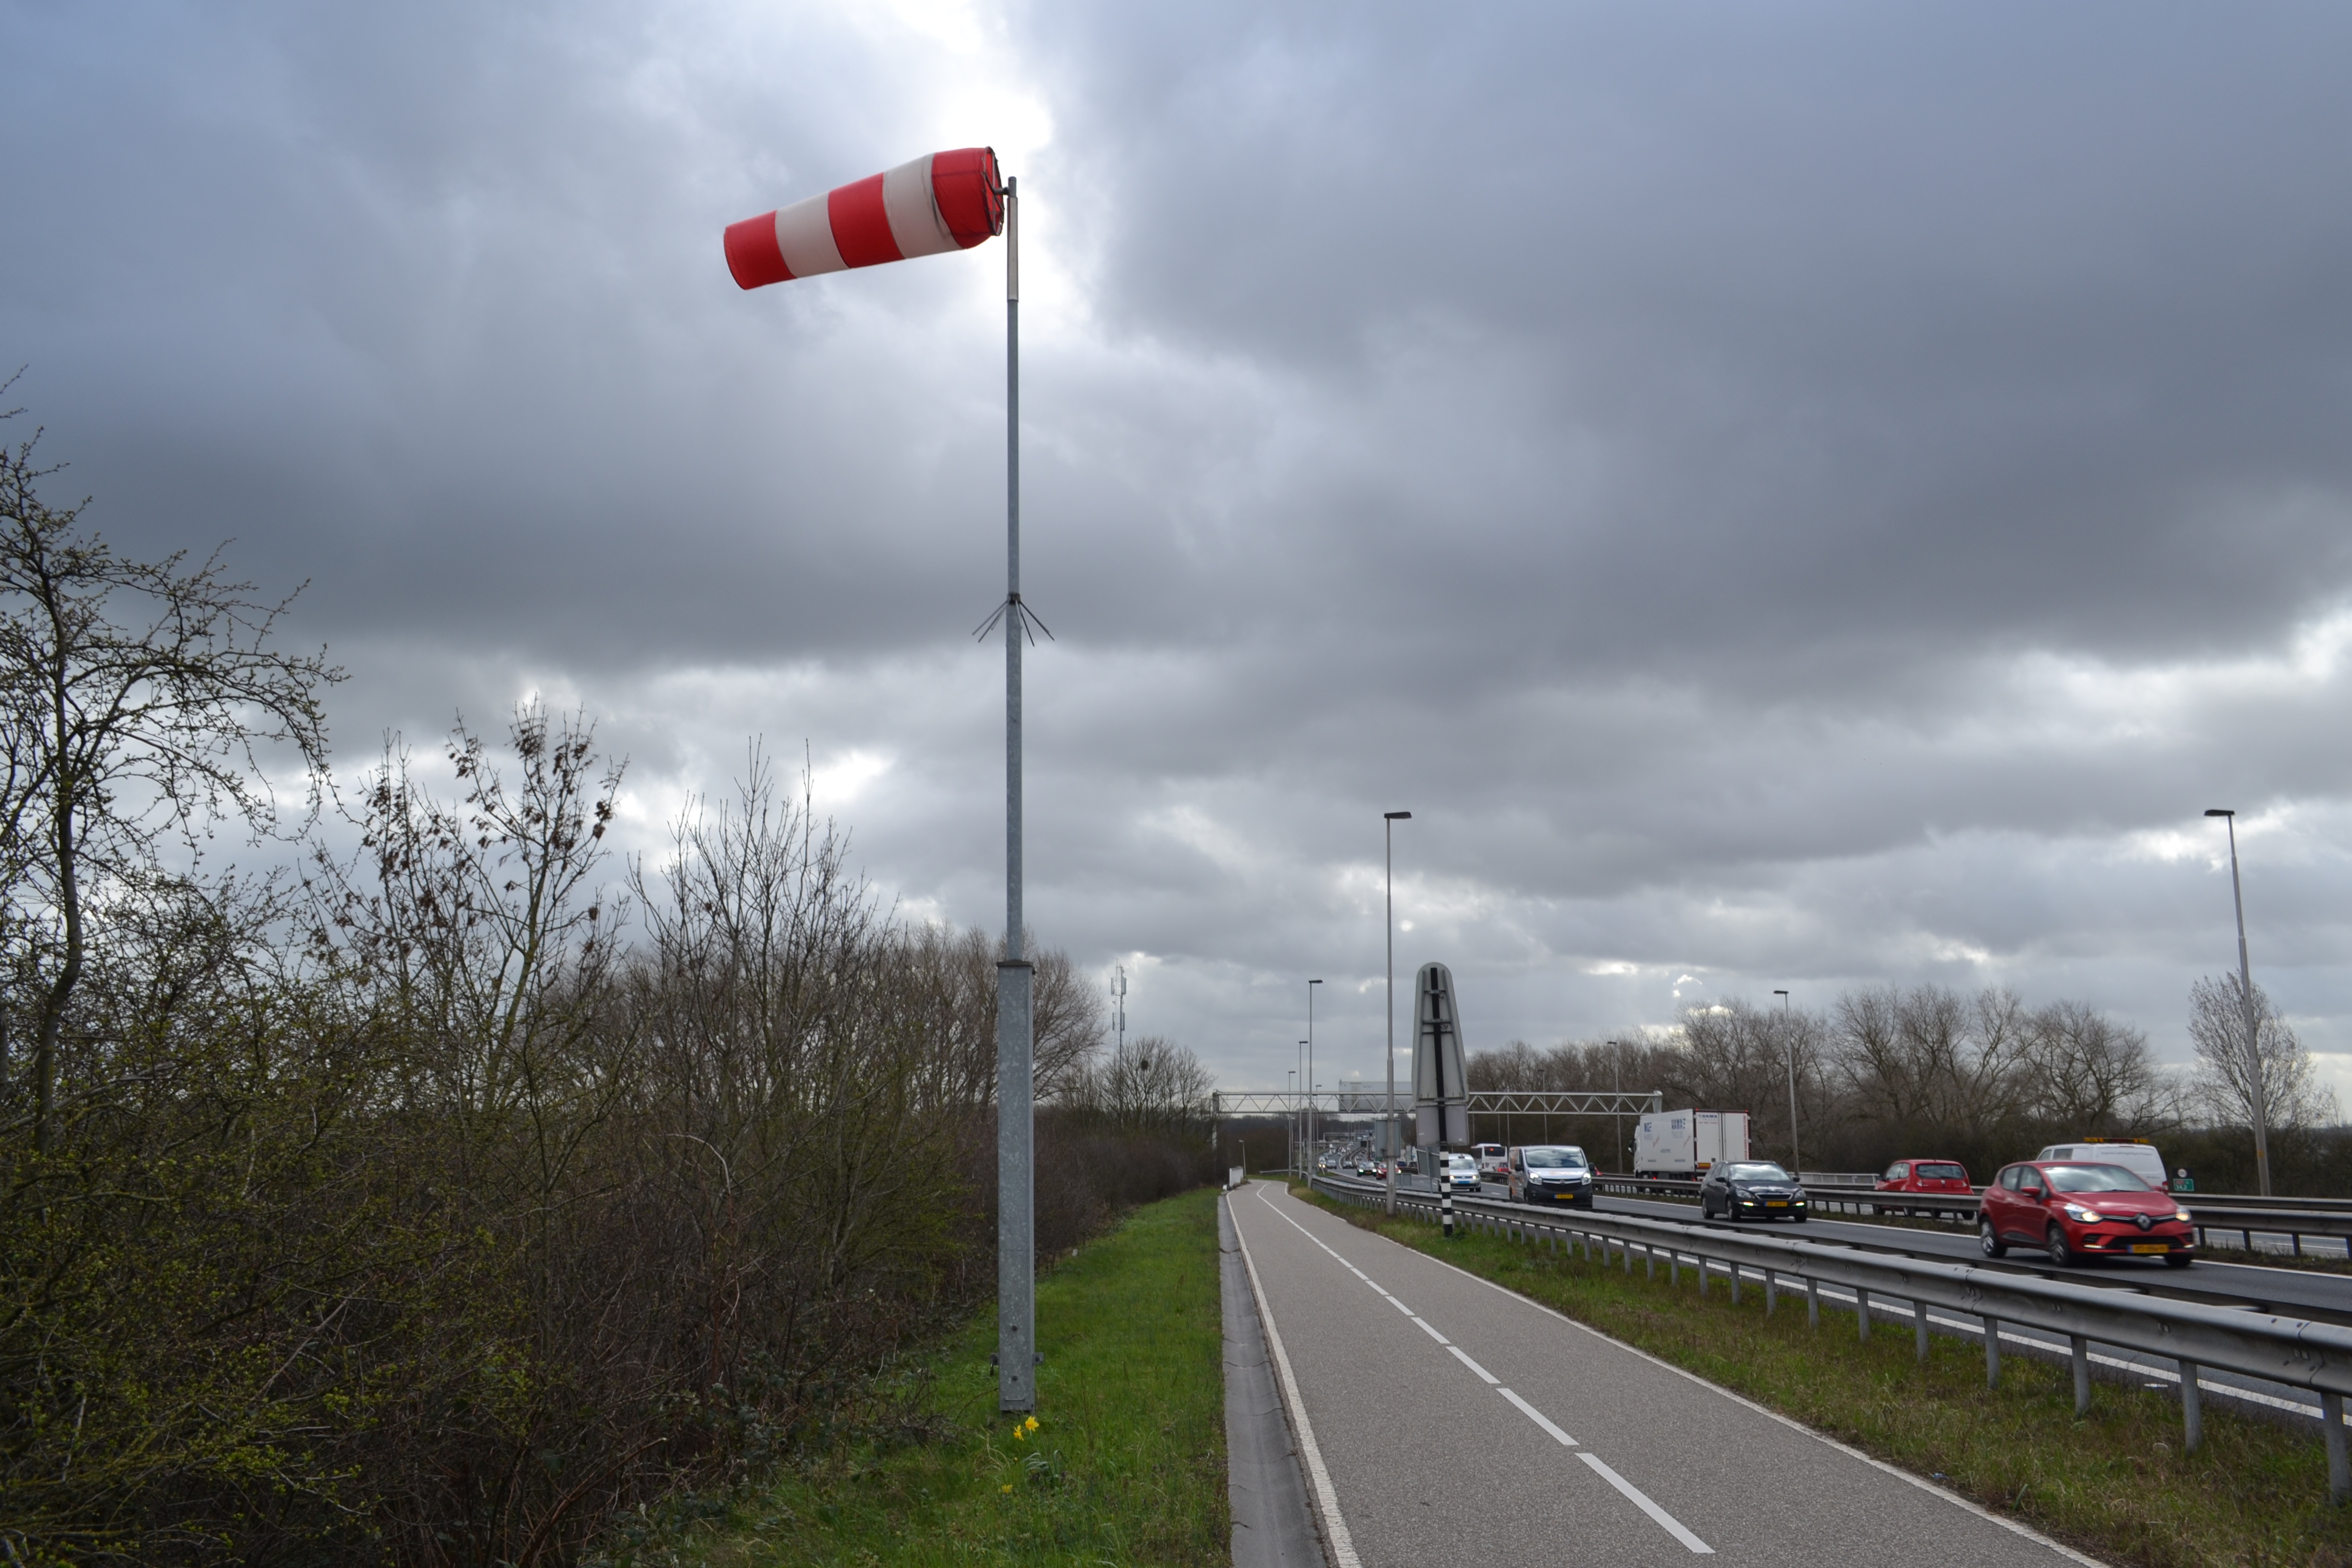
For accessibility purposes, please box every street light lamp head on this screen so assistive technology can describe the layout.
[1773,989,1788,998]
[1309,978,1323,986]
[2205,808,2234,818]
[1384,811,1412,820]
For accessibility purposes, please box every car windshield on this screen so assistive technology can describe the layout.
[1523,1147,1587,1168]
[1446,1156,1476,1169]
[2044,1164,2150,1193]
[1916,1163,1967,1180]
[1723,1163,1790,1182]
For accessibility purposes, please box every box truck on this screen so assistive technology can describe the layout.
[1634,1109,1750,1179]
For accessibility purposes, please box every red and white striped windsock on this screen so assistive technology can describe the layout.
[725,147,1003,290]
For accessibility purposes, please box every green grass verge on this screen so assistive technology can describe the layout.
[1296,1183,2352,1568]
[621,1187,1229,1567]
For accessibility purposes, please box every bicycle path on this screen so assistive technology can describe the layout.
[1227,1180,2101,1567]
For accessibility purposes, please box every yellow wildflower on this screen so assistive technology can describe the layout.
[1024,1416,1040,1432]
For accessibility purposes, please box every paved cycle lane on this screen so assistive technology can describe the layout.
[1227,1180,2101,1567]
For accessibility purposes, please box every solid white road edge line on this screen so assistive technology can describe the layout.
[1498,1386,1578,1447]
[1393,1220,2111,1567]
[1229,1191,1362,1568]
[1446,1344,1499,1383]
[1577,1452,1715,1554]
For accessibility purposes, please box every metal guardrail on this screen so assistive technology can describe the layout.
[1310,1173,2352,1498]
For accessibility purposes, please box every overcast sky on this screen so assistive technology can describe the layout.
[8,0,2352,1104]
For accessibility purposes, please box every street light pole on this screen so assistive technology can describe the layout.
[1607,1041,1623,1173]
[1289,1072,1308,1185]
[1383,811,1412,1214]
[1308,978,1323,1166]
[1775,989,1800,1178]
[1299,1042,1311,1167]
[2206,809,2272,1196]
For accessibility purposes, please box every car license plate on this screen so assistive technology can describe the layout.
[2129,1243,2169,1254]
[1766,1200,1788,1208]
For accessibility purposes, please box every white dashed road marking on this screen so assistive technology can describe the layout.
[1252,1183,1715,1555]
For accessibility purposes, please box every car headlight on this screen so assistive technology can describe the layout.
[2062,1204,2099,1222]
[2174,1210,2193,1223]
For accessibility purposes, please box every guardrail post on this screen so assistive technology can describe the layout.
[2070,1335,2091,1415]
[1983,1316,2000,1388]
[1624,1236,1633,1276]
[2325,1392,2350,1504]
[1807,1276,1820,1329]
[1670,1250,1680,1287]
[1763,1268,1776,1315]
[1698,1258,1708,1298]
[1856,1287,1871,1341]
[1645,1243,1655,1280]
[1729,1261,1741,1305]
[1914,1298,1930,1364]
[2178,1359,2201,1453]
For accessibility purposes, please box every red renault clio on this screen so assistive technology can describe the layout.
[1978,1160,2196,1269]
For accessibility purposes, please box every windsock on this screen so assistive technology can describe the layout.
[725,146,1003,290]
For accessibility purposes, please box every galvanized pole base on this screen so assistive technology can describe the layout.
[996,958,1035,1411]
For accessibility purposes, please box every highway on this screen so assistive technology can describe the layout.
[1356,1175,2352,1434]
[1575,1187,2352,1320]
[1228,1180,2097,1566]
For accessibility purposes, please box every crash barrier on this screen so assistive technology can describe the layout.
[1309,1173,2352,1499]
[1229,1166,1246,1191]
[1591,1175,2352,1260]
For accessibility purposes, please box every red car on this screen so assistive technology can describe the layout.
[1978,1160,2196,1269]
[1877,1159,1972,1195]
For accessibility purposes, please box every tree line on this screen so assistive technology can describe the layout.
[1470,979,2341,1191]
[0,399,1218,1564]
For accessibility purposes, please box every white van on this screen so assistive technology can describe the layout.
[2035,1139,2169,1191]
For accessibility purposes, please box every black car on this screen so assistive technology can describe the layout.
[1700,1160,1808,1222]
[1507,1144,1597,1208]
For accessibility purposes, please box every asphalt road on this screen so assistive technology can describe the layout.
[1229,1180,2098,1567]
[1582,1189,2352,1319]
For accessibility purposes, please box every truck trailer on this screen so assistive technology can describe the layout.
[1634,1109,1750,1179]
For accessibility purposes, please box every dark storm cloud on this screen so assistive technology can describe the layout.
[6,0,2352,1090]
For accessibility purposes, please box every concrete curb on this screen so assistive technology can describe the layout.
[1221,1187,1328,1568]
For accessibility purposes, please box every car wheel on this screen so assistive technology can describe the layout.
[1721,1204,1739,1224]
[2164,1252,2194,1270]
[1978,1219,2007,1259]
[2045,1225,2076,1268]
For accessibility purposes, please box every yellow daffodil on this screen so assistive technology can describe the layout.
[1013,1427,1026,1440]
[1024,1416,1039,1432]
[1001,1483,1013,1494]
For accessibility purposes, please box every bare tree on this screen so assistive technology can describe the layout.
[1072,1034,1213,1138]
[2189,973,2335,1132]
[2023,999,2162,1133]
[0,395,336,1148]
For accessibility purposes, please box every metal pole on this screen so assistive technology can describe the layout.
[994,177,1037,1413]
[1609,1043,1621,1174]
[1776,989,1800,1178]
[1308,979,1322,1166]
[1384,811,1410,1214]
[2219,813,2273,1197]
[1299,1042,1310,1169]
